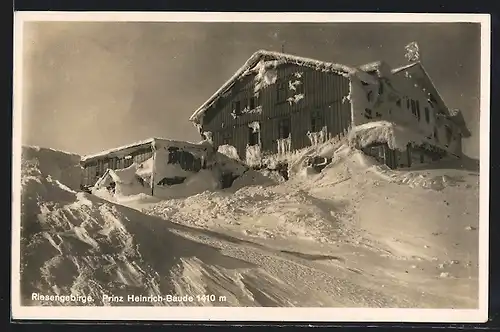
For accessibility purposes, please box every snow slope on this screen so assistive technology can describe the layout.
[19,142,479,308]
[144,139,480,309]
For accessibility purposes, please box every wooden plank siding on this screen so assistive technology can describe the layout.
[81,143,154,187]
[201,63,352,159]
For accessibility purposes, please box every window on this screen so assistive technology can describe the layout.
[367,91,373,102]
[232,100,241,115]
[429,93,438,108]
[167,147,201,171]
[406,98,410,110]
[434,127,439,142]
[416,100,421,121]
[276,81,287,103]
[222,131,232,145]
[124,155,133,168]
[96,160,103,177]
[248,96,256,110]
[248,125,260,146]
[310,110,324,132]
[410,100,416,116]
[424,107,430,123]
[277,117,291,139]
[378,81,384,95]
[445,125,453,144]
[396,99,401,107]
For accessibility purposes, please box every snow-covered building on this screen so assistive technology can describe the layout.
[80,138,214,192]
[189,50,470,169]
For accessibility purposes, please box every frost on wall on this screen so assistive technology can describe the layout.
[217,144,240,161]
[253,60,278,94]
[202,131,213,143]
[194,113,205,129]
[245,144,262,168]
[248,121,260,134]
[307,126,328,146]
[287,93,304,105]
[277,135,292,155]
[241,105,263,115]
[231,105,263,120]
[349,71,407,128]
[230,109,238,119]
[288,80,302,91]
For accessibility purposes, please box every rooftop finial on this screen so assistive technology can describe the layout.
[404,41,420,62]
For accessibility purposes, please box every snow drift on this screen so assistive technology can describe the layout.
[19,145,336,307]
[144,137,479,309]
[347,120,425,151]
[21,146,83,192]
[18,141,480,309]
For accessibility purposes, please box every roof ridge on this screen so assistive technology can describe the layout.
[189,50,355,123]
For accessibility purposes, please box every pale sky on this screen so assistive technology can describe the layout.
[20,21,481,158]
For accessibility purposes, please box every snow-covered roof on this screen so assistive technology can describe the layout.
[391,62,420,74]
[81,137,206,162]
[358,61,384,72]
[189,49,357,123]
[81,138,157,162]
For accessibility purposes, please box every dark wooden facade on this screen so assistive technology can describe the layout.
[200,63,352,159]
[81,143,154,187]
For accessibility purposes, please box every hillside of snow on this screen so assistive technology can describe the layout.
[18,141,479,308]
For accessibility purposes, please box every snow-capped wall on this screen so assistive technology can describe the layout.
[348,121,426,152]
[349,69,463,157]
[90,139,217,199]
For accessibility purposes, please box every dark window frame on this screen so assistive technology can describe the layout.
[445,125,453,144]
[277,116,291,139]
[310,110,325,133]
[276,80,287,103]
[248,124,261,146]
[232,100,241,115]
[434,127,439,142]
[222,130,233,145]
[248,96,256,110]
[424,107,430,123]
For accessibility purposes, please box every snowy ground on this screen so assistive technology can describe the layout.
[18,143,479,308]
